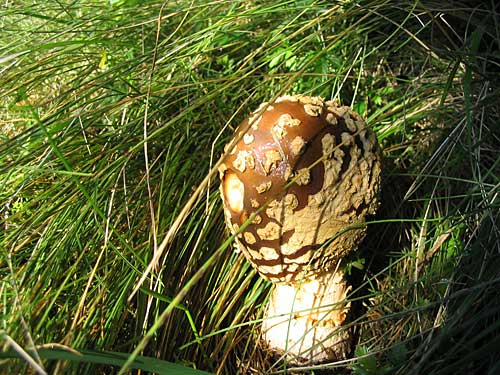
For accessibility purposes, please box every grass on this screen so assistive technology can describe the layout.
[1,0,499,374]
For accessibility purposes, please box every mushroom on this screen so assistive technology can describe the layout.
[219,94,382,364]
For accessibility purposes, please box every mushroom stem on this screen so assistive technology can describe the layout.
[262,269,352,364]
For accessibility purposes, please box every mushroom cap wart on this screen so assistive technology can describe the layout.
[219,95,382,283]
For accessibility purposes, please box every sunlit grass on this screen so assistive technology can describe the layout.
[1,0,499,374]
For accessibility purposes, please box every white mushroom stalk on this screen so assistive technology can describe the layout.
[219,95,382,364]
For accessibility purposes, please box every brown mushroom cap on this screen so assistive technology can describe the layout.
[220,95,381,283]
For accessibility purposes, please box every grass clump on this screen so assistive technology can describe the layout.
[1,0,499,374]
